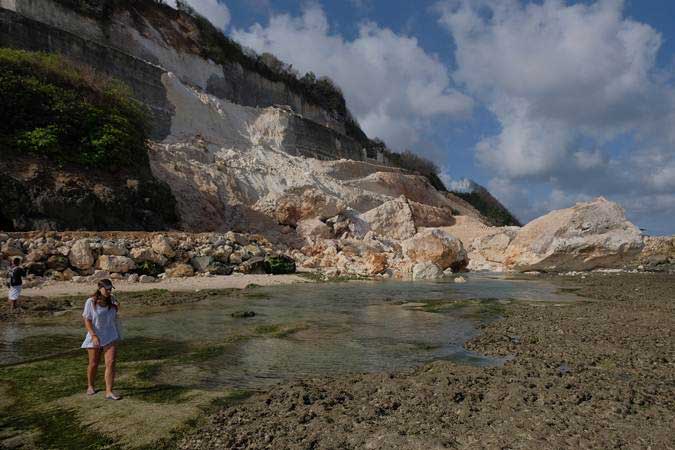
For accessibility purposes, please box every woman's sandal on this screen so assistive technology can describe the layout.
[105,393,121,401]
[87,387,97,396]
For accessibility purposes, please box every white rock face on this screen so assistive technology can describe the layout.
[97,255,136,274]
[402,229,468,271]
[503,197,643,271]
[412,262,443,280]
[149,73,472,236]
[69,239,94,270]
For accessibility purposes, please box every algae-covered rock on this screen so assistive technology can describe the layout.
[265,255,296,274]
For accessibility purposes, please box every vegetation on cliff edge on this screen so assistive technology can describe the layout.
[0,48,150,171]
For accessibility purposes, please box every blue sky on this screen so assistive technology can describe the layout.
[183,0,675,235]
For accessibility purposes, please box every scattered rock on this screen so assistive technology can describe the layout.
[1,239,24,257]
[206,262,234,275]
[69,239,95,270]
[454,275,467,283]
[231,311,256,318]
[165,263,194,278]
[151,235,176,258]
[127,273,140,283]
[412,262,443,280]
[97,255,136,274]
[102,242,128,256]
[46,255,70,271]
[191,256,213,272]
[239,257,267,274]
[130,247,168,266]
[139,275,156,283]
[91,270,110,280]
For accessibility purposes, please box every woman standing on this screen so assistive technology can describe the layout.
[81,279,121,400]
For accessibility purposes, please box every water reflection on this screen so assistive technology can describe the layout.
[0,274,580,389]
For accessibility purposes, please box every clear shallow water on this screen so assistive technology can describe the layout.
[0,274,580,389]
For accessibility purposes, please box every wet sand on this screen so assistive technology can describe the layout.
[179,273,675,449]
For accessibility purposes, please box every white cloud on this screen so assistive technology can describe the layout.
[166,0,231,29]
[437,0,675,232]
[231,4,473,150]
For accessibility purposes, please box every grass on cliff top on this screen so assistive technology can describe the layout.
[0,48,151,171]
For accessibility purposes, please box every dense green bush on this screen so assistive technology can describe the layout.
[0,48,151,171]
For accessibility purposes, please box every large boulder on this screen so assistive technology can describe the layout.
[102,242,128,256]
[130,247,168,266]
[297,218,333,240]
[637,236,674,269]
[97,255,136,274]
[360,196,416,240]
[69,239,95,270]
[412,262,443,280]
[467,227,520,271]
[1,239,24,257]
[151,235,176,258]
[191,256,213,272]
[409,201,456,228]
[274,189,345,226]
[402,229,468,271]
[46,255,70,271]
[503,197,643,272]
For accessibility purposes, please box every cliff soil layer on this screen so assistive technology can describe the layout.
[179,272,675,450]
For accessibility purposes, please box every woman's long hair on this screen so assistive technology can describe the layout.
[92,280,115,309]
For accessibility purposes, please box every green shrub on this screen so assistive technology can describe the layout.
[0,48,151,171]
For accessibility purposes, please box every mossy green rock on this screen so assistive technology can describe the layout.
[265,256,296,274]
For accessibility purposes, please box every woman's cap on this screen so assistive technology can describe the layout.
[98,279,115,290]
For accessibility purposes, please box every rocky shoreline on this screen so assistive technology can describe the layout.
[0,230,297,287]
[178,273,675,450]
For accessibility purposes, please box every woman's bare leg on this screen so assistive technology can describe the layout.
[103,343,117,396]
[87,348,101,391]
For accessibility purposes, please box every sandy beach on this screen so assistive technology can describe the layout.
[2,273,309,299]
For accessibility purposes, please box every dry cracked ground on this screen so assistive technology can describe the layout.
[179,273,675,450]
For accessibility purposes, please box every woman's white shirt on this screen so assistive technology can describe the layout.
[81,297,120,348]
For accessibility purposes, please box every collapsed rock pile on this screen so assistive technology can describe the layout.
[0,231,296,286]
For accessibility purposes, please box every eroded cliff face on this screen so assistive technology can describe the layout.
[1,0,655,276]
[150,73,470,232]
[2,0,354,139]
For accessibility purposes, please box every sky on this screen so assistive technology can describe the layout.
[176,0,675,235]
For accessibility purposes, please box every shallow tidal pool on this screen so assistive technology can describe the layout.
[0,274,582,448]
